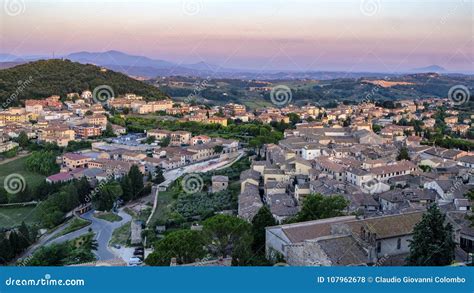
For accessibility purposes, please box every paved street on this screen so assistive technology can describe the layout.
[161,150,244,188]
[47,209,132,260]
[21,209,132,261]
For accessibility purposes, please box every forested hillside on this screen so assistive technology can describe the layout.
[0,59,168,106]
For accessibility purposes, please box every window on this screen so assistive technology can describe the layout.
[376,241,381,253]
[397,238,401,249]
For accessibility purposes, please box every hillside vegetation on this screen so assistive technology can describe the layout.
[153,74,474,108]
[0,59,168,106]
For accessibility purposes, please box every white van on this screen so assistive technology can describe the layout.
[128,257,143,266]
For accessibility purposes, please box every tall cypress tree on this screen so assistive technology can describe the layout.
[251,206,277,254]
[407,204,455,266]
[0,232,14,263]
[120,175,133,202]
[18,221,31,247]
[128,165,144,200]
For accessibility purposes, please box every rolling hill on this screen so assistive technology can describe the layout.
[152,74,474,109]
[0,59,169,106]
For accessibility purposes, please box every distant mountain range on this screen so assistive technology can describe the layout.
[411,65,446,73]
[0,50,468,79]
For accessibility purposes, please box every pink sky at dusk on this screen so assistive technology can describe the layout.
[1,0,473,72]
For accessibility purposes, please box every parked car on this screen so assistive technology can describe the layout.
[128,257,143,266]
[133,250,144,256]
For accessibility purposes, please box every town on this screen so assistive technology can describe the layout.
[0,78,472,268]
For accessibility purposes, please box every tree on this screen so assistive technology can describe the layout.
[203,214,252,258]
[291,193,348,223]
[65,140,92,152]
[159,136,171,147]
[145,230,207,266]
[28,233,97,266]
[153,167,165,184]
[0,232,14,263]
[145,136,156,144]
[56,184,79,212]
[103,123,116,137]
[26,150,59,176]
[397,146,411,161]
[251,206,277,254]
[407,204,455,266]
[343,117,352,127]
[75,177,91,203]
[372,124,382,133]
[120,175,133,202]
[419,165,432,172]
[18,221,31,246]
[17,131,29,148]
[8,231,21,255]
[0,188,8,204]
[93,181,122,211]
[287,113,301,126]
[213,145,224,154]
[128,165,144,200]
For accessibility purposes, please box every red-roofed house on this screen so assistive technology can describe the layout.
[62,153,92,169]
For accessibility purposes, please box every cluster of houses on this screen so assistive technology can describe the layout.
[236,100,473,266]
[46,132,239,185]
[0,94,125,148]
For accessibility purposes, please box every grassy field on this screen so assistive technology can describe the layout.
[0,155,46,192]
[110,222,131,246]
[54,217,91,238]
[149,190,175,225]
[242,99,273,109]
[94,212,123,222]
[0,205,40,228]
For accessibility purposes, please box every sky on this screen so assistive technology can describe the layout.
[0,0,473,72]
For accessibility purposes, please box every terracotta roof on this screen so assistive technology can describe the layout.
[280,216,356,243]
[347,211,423,239]
[369,160,416,175]
[47,172,73,182]
[63,153,89,160]
[315,235,368,266]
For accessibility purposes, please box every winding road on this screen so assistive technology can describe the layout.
[49,209,132,260]
[22,208,132,261]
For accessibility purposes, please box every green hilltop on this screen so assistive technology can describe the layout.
[0,59,168,106]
